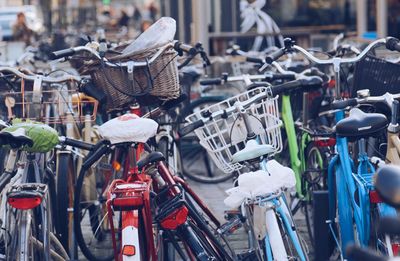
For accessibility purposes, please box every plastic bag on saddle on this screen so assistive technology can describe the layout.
[98,114,158,144]
[224,160,296,208]
[121,17,176,56]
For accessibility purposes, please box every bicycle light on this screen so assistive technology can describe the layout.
[160,206,189,230]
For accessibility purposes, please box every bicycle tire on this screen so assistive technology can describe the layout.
[176,222,214,261]
[73,153,115,261]
[184,192,235,260]
[0,148,8,173]
[303,142,329,245]
[180,97,235,184]
[55,152,75,253]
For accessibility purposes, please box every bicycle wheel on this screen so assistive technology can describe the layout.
[303,142,329,245]
[55,152,75,253]
[73,153,116,261]
[184,192,235,260]
[180,97,234,183]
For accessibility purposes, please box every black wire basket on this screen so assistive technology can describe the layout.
[352,55,400,97]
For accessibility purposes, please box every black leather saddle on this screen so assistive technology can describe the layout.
[336,108,387,140]
[374,164,400,208]
[137,152,165,171]
[0,128,33,149]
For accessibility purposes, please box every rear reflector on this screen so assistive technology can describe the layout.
[369,190,383,204]
[161,206,189,230]
[8,196,42,210]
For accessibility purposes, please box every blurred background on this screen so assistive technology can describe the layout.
[0,0,398,59]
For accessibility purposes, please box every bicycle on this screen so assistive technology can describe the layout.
[200,62,334,246]
[72,112,236,260]
[267,36,400,259]
[180,76,324,260]
[0,120,94,260]
[0,66,99,257]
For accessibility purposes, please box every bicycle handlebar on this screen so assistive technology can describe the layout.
[0,67,81,83]
[174,41,197,56]
[265,48,286,64]
[50,43,173,68]
[49,48,76,60]
[59,136,94,151]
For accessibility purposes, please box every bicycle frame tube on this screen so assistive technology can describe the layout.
[332,110,357,255]
[258,157,306,260]
[276,197,306,261]
[281,95,303,197]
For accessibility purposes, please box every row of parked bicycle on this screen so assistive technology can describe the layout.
[1,17,400,261]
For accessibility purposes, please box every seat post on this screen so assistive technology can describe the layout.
[358,138,367,156]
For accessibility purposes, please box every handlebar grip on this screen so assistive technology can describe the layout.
[174,42,197,55]
[200,78,222,85]
[330,98,358,110]
[346,245,386,261]
[82,140,111,169]
[80,80,107,104]
[392,100,399,125]
[246,57,264,64]
[265,48,286,64]
[386,37,400,52]
[269,74,296,81]
[49,48,76,60]
[63,137,94,151]
[178,120,204,137]
[161,94,188,111]
[378,216,400,236]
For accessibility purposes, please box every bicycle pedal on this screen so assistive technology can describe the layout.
[218,215,243,235]
[7,183,47,210]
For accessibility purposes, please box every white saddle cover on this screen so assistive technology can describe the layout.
[98,114,158,144]
[224,160,296,208]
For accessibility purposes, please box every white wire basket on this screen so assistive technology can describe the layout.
[185,87,282,173]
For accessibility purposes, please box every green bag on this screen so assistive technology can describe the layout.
[1,119,59,153]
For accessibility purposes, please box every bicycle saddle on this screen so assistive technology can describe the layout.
[336,108,387,140]
[137,152,165,171]
[374,164,400,208]
[0,128,33,149]
[98,114,158,144]
[231,140,275,163]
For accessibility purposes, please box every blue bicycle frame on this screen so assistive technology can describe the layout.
[327,110,397,258]
[259,156,307,261]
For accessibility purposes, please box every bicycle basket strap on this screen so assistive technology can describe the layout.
[2,119,58,153]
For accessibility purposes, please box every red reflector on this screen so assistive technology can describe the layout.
[161,206,189,230]
[122,245,136,256]
[113,196,143,209]
[8,196,42,209]
[392,244,400,256]
[328,79,336,89]
[314,138,336,147]
[369,190,383,204]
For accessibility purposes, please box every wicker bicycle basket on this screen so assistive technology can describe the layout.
[185,87,283,173]
[353,54,400,97]
[80,44,180,111]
